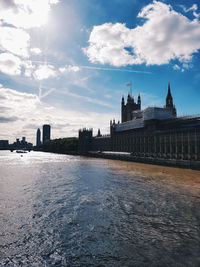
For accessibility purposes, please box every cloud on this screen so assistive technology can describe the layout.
[30,48,42,55]
[182,4,198,12]
[173,64,181,71]
[33,64,57,80]
[59,65,81,73]
[0,0,17,11]
[0,26,30,57]
[84,23,133,66]
[22,60,35,77]
[0,86,115,143]
[0,0,59,79]
[172,62,193,72]
[0,116,18,123]
[0,0,59,29]
[180,4,200,19]
[0,53,22,75]
[84,1,200,67]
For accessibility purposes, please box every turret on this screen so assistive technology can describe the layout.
[121,95,125,105]
[121,95,125,123]
[166,82,173,108]
[137,94,141,110]
[165,82,177,117]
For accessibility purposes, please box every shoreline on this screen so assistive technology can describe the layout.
[32,149,200,170]
[78,151,200,170]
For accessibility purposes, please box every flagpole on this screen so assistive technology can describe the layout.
[130,81,132,96]
[126,82,133,96]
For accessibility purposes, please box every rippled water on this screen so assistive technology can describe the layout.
[0,151,200,266]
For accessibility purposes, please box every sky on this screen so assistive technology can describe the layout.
[0,0,200,144]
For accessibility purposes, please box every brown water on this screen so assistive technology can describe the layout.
[0,151,200,266]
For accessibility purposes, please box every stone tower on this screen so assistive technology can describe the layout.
[121,93,141,123]
[165,82,177,117]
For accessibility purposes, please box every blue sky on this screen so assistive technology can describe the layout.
[0,0,200,144]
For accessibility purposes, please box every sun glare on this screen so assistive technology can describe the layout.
[0,0,57,29]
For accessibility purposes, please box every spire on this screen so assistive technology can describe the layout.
[137,93,141,110]
[166,82,173,107]
[167,82,172,98]
[121,95,125,105]
[127,93,131,102]
[165,82,177,116]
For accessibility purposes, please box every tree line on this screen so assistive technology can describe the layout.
[42,137,78,154]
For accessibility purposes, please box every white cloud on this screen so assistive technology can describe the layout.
[0,26,30,57]
[0,0,59,78]
[0,0,17,11]
[183,4,198,12]
[0,53,22,75]
[22,60,35,77]
[30,48,42,55]
[173,64,181,71]
[0,86,114,143]
[84,1,200,67]
[49,0,60,4]
[180,4,200,19]
[59,65,81,73]
[33,64,57,80]
[173,62,193,72]
[84,23,133,66]
[0,0,59,29]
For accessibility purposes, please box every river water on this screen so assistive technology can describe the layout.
[0,151,200,266]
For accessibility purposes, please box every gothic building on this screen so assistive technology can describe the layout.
[121,94,141,122]
[78,83,200,167]
[165,83,177,116]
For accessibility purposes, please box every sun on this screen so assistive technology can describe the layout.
[1,0,59,29]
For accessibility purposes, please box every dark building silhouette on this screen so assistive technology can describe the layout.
[43,124,51,143]
[121,93,141,122]
[78,83,200,165]
[78,128,93,152]
[97,128,102,137]
[11,137,33,150]
[21,137,26,145]
[0,140,9,150]
[36,128,41,147]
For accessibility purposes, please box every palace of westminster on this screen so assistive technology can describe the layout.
[79,83,200,162]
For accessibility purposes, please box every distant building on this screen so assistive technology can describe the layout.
[36,128,41,147]
[0,140,9,150]
[21,137,26,145]
[11,137,33,150]
[43,124,51,143]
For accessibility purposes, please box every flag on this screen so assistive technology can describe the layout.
[126,82,132,87]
